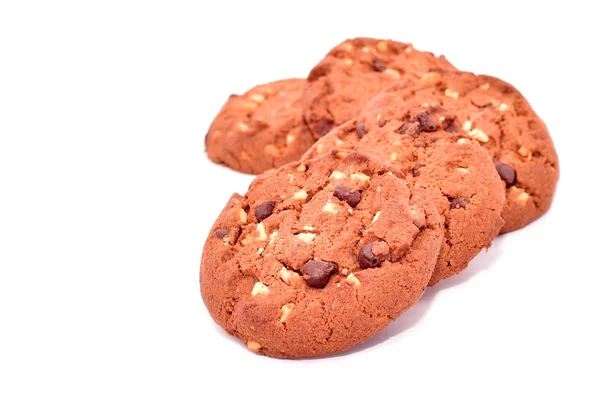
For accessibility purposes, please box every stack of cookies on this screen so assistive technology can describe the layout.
[201,38,559,358]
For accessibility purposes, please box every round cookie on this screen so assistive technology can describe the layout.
[362,72,559,233]
[205,78,316,174]
[200,151,443,358]
[303,102,505,286]
[301,37,456,138]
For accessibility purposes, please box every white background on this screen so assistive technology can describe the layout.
[1,1,599,399]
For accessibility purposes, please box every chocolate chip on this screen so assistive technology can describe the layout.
[315,118,334,136]
[215,229,230,239]
[302,260,338,288]
[450,197,469,209]
[372,58,386,72]
[417,112,437,132]
[444,124,458,133]
[413,220,423,229]
[412,163,423,177]
[379,120,387,127]
[204,132,209,146]
[254,201,275,222]
[358,242,391,269]
[398,121,420,136]
[356,123,367,138]
[333,186,361,208]
[495,162,516,187]
[229,94,239,99]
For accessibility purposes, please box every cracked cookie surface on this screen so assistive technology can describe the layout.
[300,37,456,138]
[205,78,315,174]
[303,102,505,285]
[362,72,559,232]
[200,152,442,358]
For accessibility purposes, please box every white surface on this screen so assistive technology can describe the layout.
[1,1,599,399]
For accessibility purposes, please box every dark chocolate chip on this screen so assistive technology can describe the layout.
[450,197,469,209]
[255,201,276,222]
[358,242,391,269]
[204,132,209,146]
[413,220,423,229]
[372,58,386,72]
[412,163,423,177]
[315,118,334,136]
[215,229,230,239]
[333,186,361,208]
[495,162,516,187]
[444,124,458,133]
[229,94,240,99]
[356,123,367,138]
[379,120,387,127]
[398,121,420,136]
[302,260,338,288]
[417,112,437,132]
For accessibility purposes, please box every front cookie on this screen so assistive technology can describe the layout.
[304,102,505,285]
[205,78,315,174]
[301,37,456,138]
[200,152,442,358]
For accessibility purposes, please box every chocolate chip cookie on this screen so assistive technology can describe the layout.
[200,152,443,358]
[303,102,505,285]
[205,78,316,174]
[301,37,456,138]
[362,72,559,232]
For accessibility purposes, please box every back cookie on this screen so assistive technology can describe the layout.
[205,78,315,174]
[301,37,456,137]
[362,72,559,232]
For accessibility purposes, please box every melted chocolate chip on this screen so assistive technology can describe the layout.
[315,118,334,136]
[450,197,469,209]
[412,163,423,177]
[417,112,437,132]
[372,58,386,72]
[398,121,420,136]
[379,119,387,127]
[254,201,276,222]
[495,162,516,187]
[358,242,391,269]
[444,123,458,133]
[333,186,361,208]
[215,228,230,239]
[302,260,338,288]
[356,123,367,138]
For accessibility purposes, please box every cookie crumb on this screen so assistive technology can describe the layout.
[247,340,262,352]
[322,202,341,214]
[239,209,248,223]
[517,191,530,205]
[469,128,489,143]
[251,281,269,296]
[372,211,381,223]
[279,267,294,285]
[280,303,295,323]
[296,232,316,243]
[346,273,361,287]
[350,172,370,181]
[445,89,459,99]
[293,190,308,203]
[329,170,346,180]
